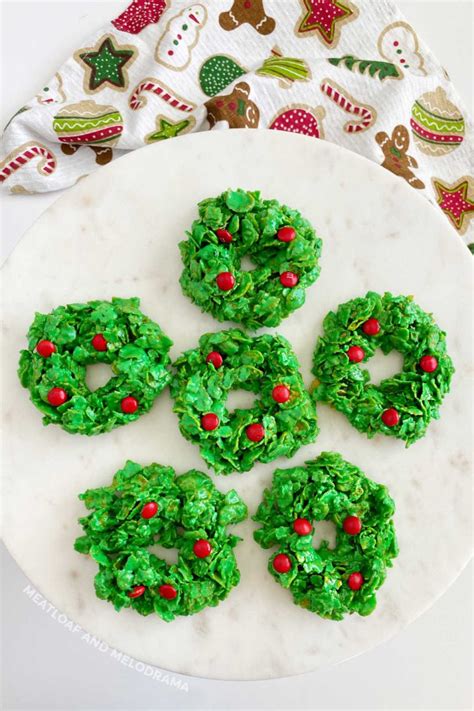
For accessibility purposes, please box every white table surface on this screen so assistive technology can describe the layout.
[1,1,472,709]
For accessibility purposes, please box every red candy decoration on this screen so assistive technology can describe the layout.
[419,355,438,373]
[293,518,312,535]
[216,272,235,291]
[348,572,364,591]
[206,351,223,369]
[272,384,290,403]
[201,413,219,431]
[246,423,265,442]
[128,585,146,599]
[347,346,365,363]
[193,539,212,558]
[159,584,177,600]
[362,318,380,336]
[92,333,108,351]
[381,408,400,427]
[277,226,296,242]
[216,228,233,243]
[36,340,56,358]
[47,387,68,407]
[141,501,158,519]
[273,553,292,573]
[343,516,362,536]
[121,396,138,414]
[280,271,299,287]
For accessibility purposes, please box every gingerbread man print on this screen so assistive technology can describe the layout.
[219,0,276,36]
[205,82,260,129]
[376,125,425,190]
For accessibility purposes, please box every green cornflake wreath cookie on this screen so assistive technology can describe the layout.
[74,460,248,621]
[18,298,172,435]
[170,328,318,475]
[253,452,398,620]
[311,292,454,446]
[179,188,322,330]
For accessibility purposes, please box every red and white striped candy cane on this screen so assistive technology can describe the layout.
[320,79,376,133]
[0,141,56,183]
[129,78,195,112]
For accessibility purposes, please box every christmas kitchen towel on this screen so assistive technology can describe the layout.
[1,0,473,247]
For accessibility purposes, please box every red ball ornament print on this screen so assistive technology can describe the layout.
[381,408,400,427]
[201,413,219,431]
[141,501,158,519]
[121,396,138,414]
[293,518,312,535]
[347,346,365,363]
[343,516,362,536]
[193,539,212,558]
[272,384,290,403]
[419,355,438,372]
[277,226,296,242]
[216,272,235,291]
[36,340,56,358]
[216,228,233,243]
[273,553,292,573]
[128,585,146,599]
[92,333,108,351]
[280,271,299,287]
[362,318,380,336]
[159,584,177,600]
[348,572,364,591]
[47,387,68,407]
[206,351,223,369]
[246,423,265,442]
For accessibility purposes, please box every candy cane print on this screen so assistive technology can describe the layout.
[129,78,195,112]
[0,141,56,183]
[320,79,377,133]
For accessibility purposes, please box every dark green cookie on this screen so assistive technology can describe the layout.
[311,291,454,445]
[254,452,398,620]
[179,189,322,330]
[18,297,172,435]
[170,328,318,475]
[75,460,248,622]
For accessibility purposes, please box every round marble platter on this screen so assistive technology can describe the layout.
[2,130,472,681]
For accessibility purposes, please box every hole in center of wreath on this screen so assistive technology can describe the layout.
[226,389,258,412]
[85,363,114,391]
[148,543,179,566]
[240,255,255,272]
[312,520,337,550]
[364,349,404,386]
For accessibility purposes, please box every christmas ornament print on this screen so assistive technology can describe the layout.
[320,79,376,133]
[432,176,474,235]
[376,125,425,190]
[295,0,358,47]
[155,4,207,71]
[145,115,195,143]
[199,55,246,97]
[36,73,66,105]
[0,141,56,184]
[269,105,325,138]
[129,78,195,112]
[53,101,124,147]
[410,87,465,157]
[205,82,260,129]
[219,0,276,36]
[74,34,137,93]
[112,0,167,35]
[377,21,426,77]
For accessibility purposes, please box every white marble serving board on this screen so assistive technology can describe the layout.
[1,130,472,681]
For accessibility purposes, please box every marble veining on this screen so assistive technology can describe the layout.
[1,130,472,681]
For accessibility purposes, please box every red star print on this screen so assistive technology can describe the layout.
[433,178,474,233]
[297,0,355,44]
